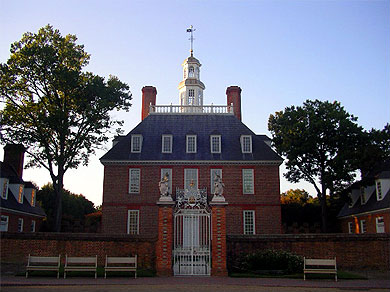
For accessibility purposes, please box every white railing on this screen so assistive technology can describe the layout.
[149,104,234,115]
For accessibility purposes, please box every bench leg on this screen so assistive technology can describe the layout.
[26,271,28,278]
[104,271,107,279]
[64,271,66,279]
[135,271,137,279]
[57,271,59,279]
[335,274,337,282]
[95,271,97,279]
[304,273,306,281]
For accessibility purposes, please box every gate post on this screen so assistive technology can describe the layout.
[210,200,228,276]
[156,200,175,276]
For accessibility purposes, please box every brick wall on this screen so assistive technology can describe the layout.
[102,163,281,236]
[339,212,390,234]
[227,233,390,271]
[0,232,156,270]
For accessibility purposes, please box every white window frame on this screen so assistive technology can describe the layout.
[0,215,9,232]
[186,135,197,153]
[1,178,9,199]
[360,187,366,205]
[210,169,222,194]
[376,217,385,233]
[376,180,383,201]
[241,135,252,153]
[131,135,143,153]
[243,210,255,235]
[129,168,141,194]
[127,210,139,235]
[162,135,173,153]
[18,218,23,232]
[348,222,354,234]
[184,168,198,189]
[242,169,254,194]
[31,220,36,232]
[18,184,24,204]
[360,220,367,234]
[210,135,221,153]
[161,168,172,194]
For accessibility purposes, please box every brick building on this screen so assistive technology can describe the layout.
[0,144,46,233]
[338,160,390,234]
[100,50,283,275]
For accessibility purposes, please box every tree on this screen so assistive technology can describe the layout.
[268,100,364,232]
[37,183,96,232]
[280,189,310,205]
[0,25,132,231]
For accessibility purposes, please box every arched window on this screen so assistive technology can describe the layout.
[189,66,194,77]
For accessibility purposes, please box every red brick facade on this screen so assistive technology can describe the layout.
[0,211,43,233]
[339,211,390,234]
[102,163,281,236]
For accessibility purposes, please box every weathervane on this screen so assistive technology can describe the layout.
[186,25,195,56]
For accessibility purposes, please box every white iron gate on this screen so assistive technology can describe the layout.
[173,209,211,275]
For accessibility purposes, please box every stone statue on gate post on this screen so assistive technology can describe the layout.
[159,172,172,201]
[211,173,225,202]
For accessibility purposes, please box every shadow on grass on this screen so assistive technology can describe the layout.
[229,270,367,280]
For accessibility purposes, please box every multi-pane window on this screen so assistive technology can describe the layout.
[131,135,142,153]
[1,178,8,199]
[360,187,366,204]
[243,210,255,235]
[162,135,173,153]
[18,185,24,203]
[188,89,195,105]
[376,181,383,200]
[31,189,36,207]
[127,210,139,235]
[186,135,197,153]
[210,135,221,153]
[18,218,23,232]
[161,168,172,194]
[129,169,141,194]
[242,169,254,194]
[31,220,36,232]
[189,66,194,78]
[348,222,354,234]
[210,169,222,194]
[360,220,367,234]
[0,215,9,232]
[241,135,252,153]
[184,169,198,189]
[376,217,385,233]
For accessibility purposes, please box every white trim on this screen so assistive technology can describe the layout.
[348,222,354,234]
[31,220,36,232]
[127,210,139,235]
[210,135,221,153]
[376,180,383,201]
[338,207,390,219]
[131,135,143,153]
[128,168,141,194]
[360,220,366,234]
[186,135,197,153]
[162,135,173,153]
[101,160,283,166]
[243,210,255,235]
[1,178,9,200]
[0,215,9,232]
[376,216,385,233]
[0,207,46,218]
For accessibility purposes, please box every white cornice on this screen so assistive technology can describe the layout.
[0,207,45,218]
[100,160,283,166]
[338,207,390,219]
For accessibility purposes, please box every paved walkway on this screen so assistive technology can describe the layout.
[1,275,389,291]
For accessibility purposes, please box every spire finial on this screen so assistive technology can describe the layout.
[186,25,195,56]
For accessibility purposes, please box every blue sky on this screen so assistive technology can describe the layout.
[1,0,389,205]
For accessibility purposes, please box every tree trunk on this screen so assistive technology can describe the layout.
[320,183,328,233]
[53,168,64,232]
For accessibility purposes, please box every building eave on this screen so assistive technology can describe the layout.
[337,207,390,219]
[0,207,46,218]
[100,159,283,166]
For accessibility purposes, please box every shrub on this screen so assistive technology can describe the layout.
[238,249,303,274]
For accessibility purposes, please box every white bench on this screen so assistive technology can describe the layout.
[64,255,97,278]
[104,255,137,278]
[304,257,337,281]
[26,254,61,278]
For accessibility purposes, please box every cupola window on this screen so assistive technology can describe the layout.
[189,66,194,77]
[188,89,195,105]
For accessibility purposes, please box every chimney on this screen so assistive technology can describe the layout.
[141,86,157,120]
[226,86,242,121]
[3,144,25,178]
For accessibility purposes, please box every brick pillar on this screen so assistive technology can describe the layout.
[141,86,157,121]
[226,86,242,121]
[155,201,174,276]
[210,201,228,276]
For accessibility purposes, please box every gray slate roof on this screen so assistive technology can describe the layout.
[100,114,282,163]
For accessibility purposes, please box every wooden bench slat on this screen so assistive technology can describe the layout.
[104,255,137,279]
[26,255,61,279]
[304,257,337,281]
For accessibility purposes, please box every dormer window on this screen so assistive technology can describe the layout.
[360,187,366,205]
[376,181,383,200]
[186,135,197,153]
[31,189,36,207]
[131,135,143,153]
[162,135,173,153]
[1,178,8,200]
[210,135,221,153]
[18,185,24,204]
[241,135,252,153]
